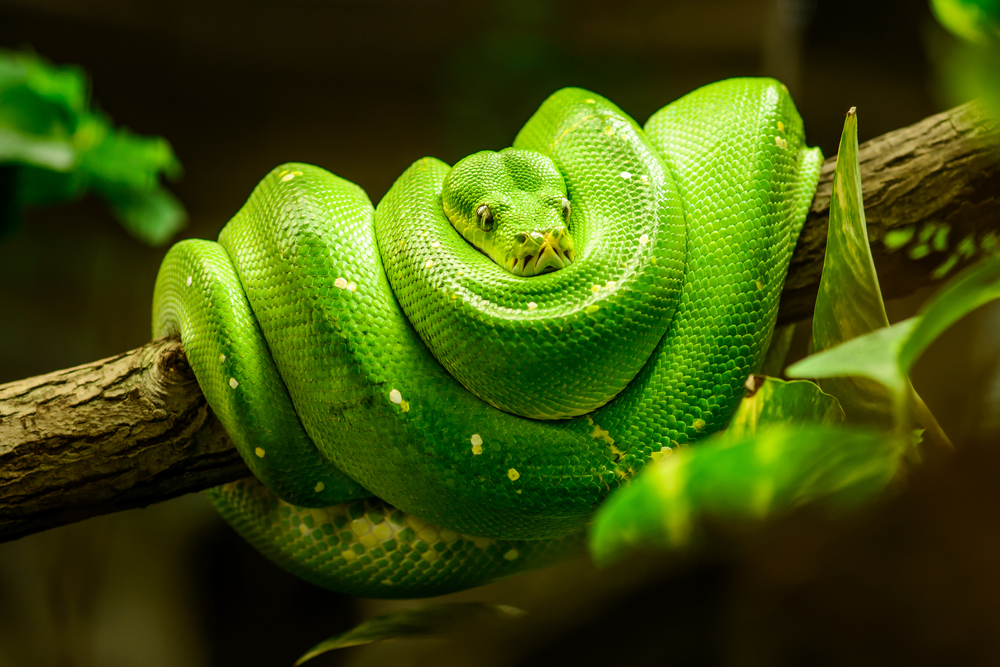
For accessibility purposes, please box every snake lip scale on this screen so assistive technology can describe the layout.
[153,77,823,598]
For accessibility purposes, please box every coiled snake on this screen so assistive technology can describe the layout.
[153,78,822,598]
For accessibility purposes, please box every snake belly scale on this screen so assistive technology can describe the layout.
[152,78,822,598]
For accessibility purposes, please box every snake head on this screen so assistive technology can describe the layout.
[442,148,575,277]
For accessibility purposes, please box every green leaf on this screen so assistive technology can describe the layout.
[0,50,85,169]
[900,252,1000,370]
[0,126,74,170]
[789,255,1000,437]
[0,49,87,112]
[295,603,526,664]
[0,49,187,245]
[883,226,915,251]
[809,107,898,427]
[723,377,845,443]
[589,424,905,566]
[930,0,1000,44]
[787,318,920,405]
[104,186,188,246]
[928,4,1000,119]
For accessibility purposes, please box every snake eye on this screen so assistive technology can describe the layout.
[476,204,495,232]
[561,198,572,221]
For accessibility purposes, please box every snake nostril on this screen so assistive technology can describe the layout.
[515,233,528,245]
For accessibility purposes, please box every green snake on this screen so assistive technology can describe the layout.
[152,78,822,598]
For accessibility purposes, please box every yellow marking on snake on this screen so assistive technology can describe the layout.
[592,424,615,445]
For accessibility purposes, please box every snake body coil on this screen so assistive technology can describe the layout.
[153,78,822,598]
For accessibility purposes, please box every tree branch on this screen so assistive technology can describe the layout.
[0,337,245,542]
[780,100,1000,323]
[1,102,997,542]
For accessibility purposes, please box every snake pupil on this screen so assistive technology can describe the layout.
[476,204,495,232]
[561,198,571,220]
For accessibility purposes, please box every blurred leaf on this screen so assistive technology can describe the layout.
[0,49,87,112]
[723,377,845,443]
[105,187,187,246]
[0,127,74,171]
[901,252,1000,369]
[884,225,915,251]
[789,255,1000,432]
[589,424,905,566]
[930,0,1000,44]
[928,1,1000,119]
[0,50,85,169]
[295,603,526,664]
[80,118,182,191]
[0,49,186,245]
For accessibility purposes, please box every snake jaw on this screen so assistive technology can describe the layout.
[508,231,575,277]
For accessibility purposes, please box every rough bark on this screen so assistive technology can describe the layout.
[780,100,1000,323]
[0,337,245,542]
[0,102,997,543]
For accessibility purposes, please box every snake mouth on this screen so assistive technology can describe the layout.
[507,233,575,277]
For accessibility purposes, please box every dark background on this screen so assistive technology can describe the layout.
[1,1,999,665]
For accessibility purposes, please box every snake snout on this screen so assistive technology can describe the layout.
[509,228,575,277]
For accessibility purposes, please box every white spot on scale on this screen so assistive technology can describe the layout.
[334,277,348,289]
[219,353,226,362]
[591,284,601,294]
[229,377,239,389]
[346,282,357,292]
[425,259,434,269]
[527,301,538,311]
[389,389,403,404]
[774,136,787,149]
[584,98,596,104]
[620,171,632,180]
[471,433,483,446]
[639,233,650,246]
[431,241,440,248]
[186,276,192,287]
[281,170,302,182]
[650,445,673,462]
